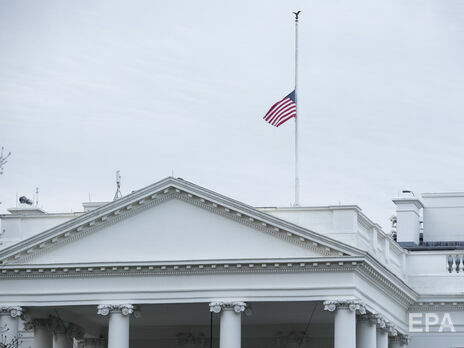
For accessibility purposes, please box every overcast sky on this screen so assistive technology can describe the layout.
[0,0,463,230]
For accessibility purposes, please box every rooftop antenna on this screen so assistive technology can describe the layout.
[114,170,122,201]
[35,187,39,206]
[0,146,11,175]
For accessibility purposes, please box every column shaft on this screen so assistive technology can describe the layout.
[34,323,53,348]
[108,312,130,348]
[53,333,73,348]
[334,308,356,348]
[356,318,376,348]
[376,329,388,348]
[220,309,242,348]
[389,336,407,348]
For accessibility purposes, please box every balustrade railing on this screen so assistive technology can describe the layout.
[447,254,464,273]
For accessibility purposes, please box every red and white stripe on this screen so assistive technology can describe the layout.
[263,96,296,127]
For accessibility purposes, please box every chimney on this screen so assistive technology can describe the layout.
[392,196,423,246]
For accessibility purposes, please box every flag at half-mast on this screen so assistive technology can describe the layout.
[263,90,296,127]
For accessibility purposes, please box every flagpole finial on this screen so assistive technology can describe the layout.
[293,10,301,21]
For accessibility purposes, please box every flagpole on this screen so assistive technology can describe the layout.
[293,11,300,207]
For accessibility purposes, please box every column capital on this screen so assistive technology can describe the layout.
[372,313,397,334]
[387,323,398,336]
[0,306,23,318]
[97,304,134,316]
[209,301,247,314]
[358,312,378,324]
[323,300,366,314]
[391,334,409,345]
[374,313,388,330]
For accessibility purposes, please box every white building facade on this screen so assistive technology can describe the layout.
[0,177,463,348]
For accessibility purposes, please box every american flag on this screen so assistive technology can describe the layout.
[263,90,296,127]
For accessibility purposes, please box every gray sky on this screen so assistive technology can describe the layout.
[1,0,463,231]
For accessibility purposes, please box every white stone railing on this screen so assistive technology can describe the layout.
[260,206,408,279]
[447,254,464,273]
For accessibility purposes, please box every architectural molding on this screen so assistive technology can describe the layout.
[356,261,416,307]
[209,301,247,313]
[176,193,340,258]
[0,256,417,310]
[0,257,360,278]
[410,301,464,311]
[97,304,134,316]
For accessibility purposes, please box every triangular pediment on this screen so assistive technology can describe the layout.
[0,178,361,266]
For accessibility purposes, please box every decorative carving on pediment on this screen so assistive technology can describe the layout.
[176,333,207,348]
[209,301,247,314]
[97,304,134,316]
[323,300,366,314]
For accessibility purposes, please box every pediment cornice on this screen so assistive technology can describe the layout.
[0,178,361,265]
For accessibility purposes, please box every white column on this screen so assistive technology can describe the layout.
[324,300,366,348]
[31,319,53,348]
[209,301,246,348]
[51,319,80,348]
[0,306,23,345]
[53,333,73,348]
[376,326,389,348]
[356,314,376,348]
[376,317,400,348]
[97,304,134,348]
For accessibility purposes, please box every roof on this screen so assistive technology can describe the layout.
[0,177,363,265]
